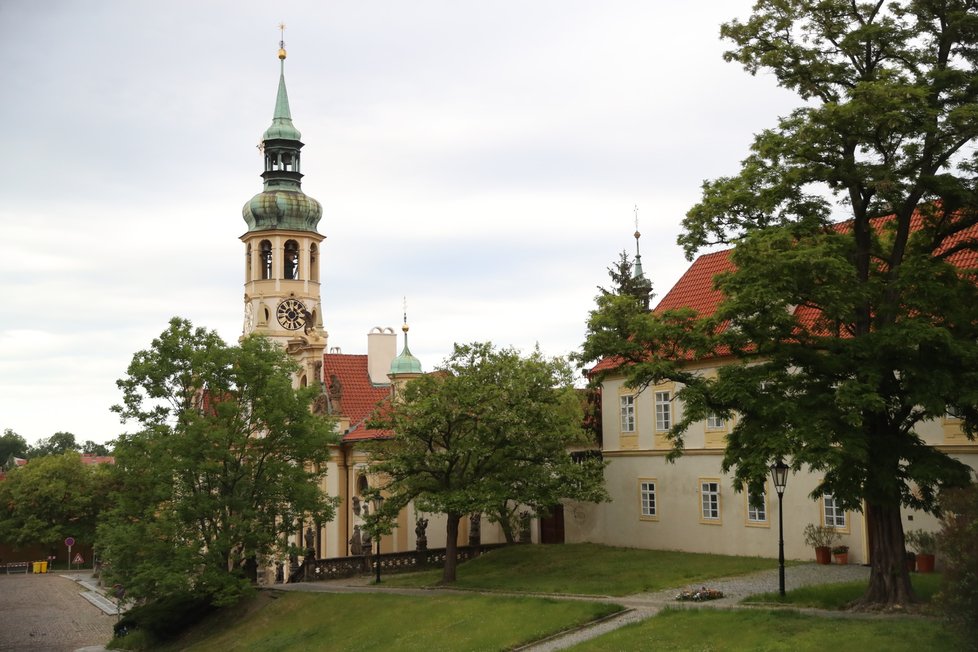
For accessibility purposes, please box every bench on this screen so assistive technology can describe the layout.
[4,562,29,574]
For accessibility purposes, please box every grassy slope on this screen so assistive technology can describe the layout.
[742,573,943,610]
[568,608,962,652]
[160,591,621,652]
[383,543,783,596]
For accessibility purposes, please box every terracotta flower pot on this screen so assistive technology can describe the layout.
[833,552,848,565]
[815,546,831,564]
[916,553,936,573]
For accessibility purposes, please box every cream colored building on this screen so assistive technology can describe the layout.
[567,247,978,564]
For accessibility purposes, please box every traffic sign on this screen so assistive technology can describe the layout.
[72,553,84,565]
[64,537,75,547]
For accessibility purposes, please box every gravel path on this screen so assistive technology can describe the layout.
[521,563,870,651]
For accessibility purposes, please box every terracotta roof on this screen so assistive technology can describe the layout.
[592,207,978,373]
[323,353,393,442]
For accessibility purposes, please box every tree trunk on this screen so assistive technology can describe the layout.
[857,502,917,608]
[441,512,462,584]
[496,505,516,544]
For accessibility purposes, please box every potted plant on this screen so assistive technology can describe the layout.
[803,524,840,564]
[832,544,849,565]
[905,529,938,573]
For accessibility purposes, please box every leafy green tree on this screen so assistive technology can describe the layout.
[582,1,978,608]
[368,342,606,583]
[599,250,654,311]
[27,431,80,458]
[81,440,111,456]
[0,451,111,552]
[98,318,338,606]
[0,429,28,466]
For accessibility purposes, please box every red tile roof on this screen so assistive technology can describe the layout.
[592,207,978,373]
[323,353,394,442]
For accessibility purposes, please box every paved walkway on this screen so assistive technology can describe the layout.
[0,572,114,652]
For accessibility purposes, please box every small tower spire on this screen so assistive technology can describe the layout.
[632,204,646,281]
[630,205,653,311]
[390,296,423,376]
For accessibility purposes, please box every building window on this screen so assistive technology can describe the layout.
[655,391,671,431]
[823,493,846,528]
[747,491,767,523]
[700,480,720,522]
[639,480,657,519]
[620,395,635,432]
[706,413,726,429]
[310,243,319,282]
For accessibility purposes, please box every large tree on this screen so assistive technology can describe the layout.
[98,318,337,605]
[368,342,606,583]
[583,0,978,608]
[0,429,28,466]
[27,431,80,458]
[0,451,111,553]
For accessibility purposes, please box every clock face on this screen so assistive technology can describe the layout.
[277,298,306,330]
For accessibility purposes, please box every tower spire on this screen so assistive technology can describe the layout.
[632,204,646,281]
[390,296,423,376]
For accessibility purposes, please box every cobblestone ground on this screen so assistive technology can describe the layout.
[0,573,113,652]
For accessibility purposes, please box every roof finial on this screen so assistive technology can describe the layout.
[632,204,647,281]
[402,296,409,333]
[278,22,287,60]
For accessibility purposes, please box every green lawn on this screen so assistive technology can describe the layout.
[742,573,943,610]
[156,592,621,652]
[568,608,962,651]
[382,543,784,596]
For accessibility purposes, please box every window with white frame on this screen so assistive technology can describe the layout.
[620,395,635,432]
[706,412,726,429]
[823,493,846,528]
[700,480,720,521]
[655,391,672,431]
[747,491,767,523]
[640,480,657,518]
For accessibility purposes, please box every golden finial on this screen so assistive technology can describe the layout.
[278,22,287,60]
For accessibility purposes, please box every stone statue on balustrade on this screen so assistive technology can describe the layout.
[415,516,429,551]
[350,525,363,556]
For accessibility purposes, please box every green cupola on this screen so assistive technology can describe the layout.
[242,39,323,233]
[390,322,423,376]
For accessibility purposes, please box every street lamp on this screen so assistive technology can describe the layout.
[770,458,789,597]
[373,495,385,584]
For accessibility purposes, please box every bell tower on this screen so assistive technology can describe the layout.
[241,27,325,388]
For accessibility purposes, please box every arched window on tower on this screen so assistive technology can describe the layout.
[309,244,319,282]
[246,243,252,282]
[260,240,272,280]
[284,240,299,280]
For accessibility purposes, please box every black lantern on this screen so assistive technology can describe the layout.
[769,458,789,597]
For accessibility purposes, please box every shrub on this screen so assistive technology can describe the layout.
[802,524,840,548]
[905,529,939,555]
[113,591,216,645]
[937,485,978,648]
[831,545,849,555]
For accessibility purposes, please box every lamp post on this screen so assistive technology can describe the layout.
[770,458,789,597]
[373,495,384,584]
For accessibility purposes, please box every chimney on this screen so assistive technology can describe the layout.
[367,327,397,384]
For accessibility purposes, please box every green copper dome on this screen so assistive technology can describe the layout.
[242,48,322,233]
[243,190,322,232]
[390,325,423,375]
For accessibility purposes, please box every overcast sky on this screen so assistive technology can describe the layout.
[0,1,800,446]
